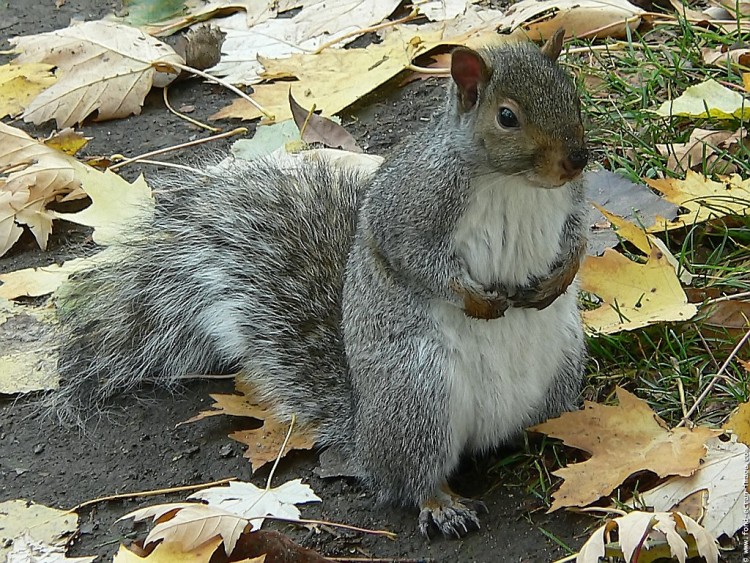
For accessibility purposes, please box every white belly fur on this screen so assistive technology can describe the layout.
[433,173,580,461]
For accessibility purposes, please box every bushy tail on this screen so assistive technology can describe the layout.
[54,155,369,439]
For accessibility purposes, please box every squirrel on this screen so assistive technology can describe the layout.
[53,29,588,538]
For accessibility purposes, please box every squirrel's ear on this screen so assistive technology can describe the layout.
[540,28,565,62]
[451,47,491,112]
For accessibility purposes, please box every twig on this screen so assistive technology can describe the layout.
[312,8,420,55]
[704,290,750,306]
[108,127,247,171]
[406,64,450,75]
[66,477,237,513]
[551,554,577,563]
[695,326,721,371]
[162,85,221,132]
[575,506,628,517]
[678,326,750,426]
[252,515,397,540]
[154,60,275,120]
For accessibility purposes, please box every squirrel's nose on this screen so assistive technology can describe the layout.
[560,148,588,180]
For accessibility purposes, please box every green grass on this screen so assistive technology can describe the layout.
[491,17,750,508]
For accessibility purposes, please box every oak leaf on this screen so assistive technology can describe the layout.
[11,20,183,127]
[530,387,720,510]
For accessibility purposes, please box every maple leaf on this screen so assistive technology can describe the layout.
[577,510,719,563]
[0,500,82,562]
[635,435,748,539]
[11,20,183,127]
[646,172,750,231]
[530,387,720,510]
[580,247,698,335]
[189,480,321,530]
[182,381,318,472]
[123,503,248,555]
[0,63,56,119]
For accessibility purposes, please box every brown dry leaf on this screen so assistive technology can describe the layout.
[231,418,317,472]
[637,435,747,539]
[710,0,750,17]
[530,387,720,510]
[577,510,719,563]
[646,172,750,231]
[182,381,318,471]
[702,44,750,70]
[656,128,747,176]
[288,91,360,152]
[43,128,90,156]
[724,401,750,445]
[580,247,698,335]
[11,20,183,127]
[499,0,644,41]
[701,300,750,331]
[0,63,56,119]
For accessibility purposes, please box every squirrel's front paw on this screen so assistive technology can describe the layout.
[418,493,487,538]
[449,278,509,320]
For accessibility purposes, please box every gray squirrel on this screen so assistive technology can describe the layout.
[55,30,588,538]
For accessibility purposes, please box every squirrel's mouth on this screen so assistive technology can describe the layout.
[530,145,588,188]
[526,170,581,189]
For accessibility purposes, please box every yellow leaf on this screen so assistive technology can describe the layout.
[0,500,79,561]
[0,252,110,299]
[654,79,750,120]
[113,536,227,562]
[212,27,448,123]
[724,401,750,446]
[743,73,750,92]
[0,63,56,118]
[44,128,89,155]
[646,171,750,231]
[580,247,697,334]
[530,388,720,511]
[593,203,651,254]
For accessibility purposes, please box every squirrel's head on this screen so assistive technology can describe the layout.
[450,30,588,188]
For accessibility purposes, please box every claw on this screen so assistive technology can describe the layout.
[418,490,484,539]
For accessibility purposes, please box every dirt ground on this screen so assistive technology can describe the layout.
[0,2,731,562]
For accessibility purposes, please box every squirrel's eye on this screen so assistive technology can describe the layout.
[497,107,520,129]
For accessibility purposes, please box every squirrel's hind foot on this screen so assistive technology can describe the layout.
[418,485,488,539]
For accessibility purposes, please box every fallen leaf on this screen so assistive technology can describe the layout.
[0,300,59,394]
[724,401,750,446]
[182,381,318,471]
[743,73,750,92]
[189,480,321,530]
[711,0,750,17]
[702,45,750,70]
[212,27,446,122]
[208,0,402,85]
[121,0,187,26]
[654,79,750,120]
[289,91,360,152]
[11,20,183,127]
[123,503,248,555]
[53,169,153,245]
[0,63,56,118]
[701,300,750,331]
[0,122,81,256]
[0,252,111,300]
[646,171,750,231]
[419,0,469,21]
[530,387,720,510]
[499,0,644,41]
[656,128,747,175]
[43,128,90,156]
[7,532,96,563]
[576,510,719,563]
[230,121,302,161]
[0,500,80,561]
[584,169,679,256]
[637,435,748,539]
[112,535,245,563]
[580,247,698,335]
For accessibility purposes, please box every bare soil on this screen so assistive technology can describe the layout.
[0,2,723,562]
